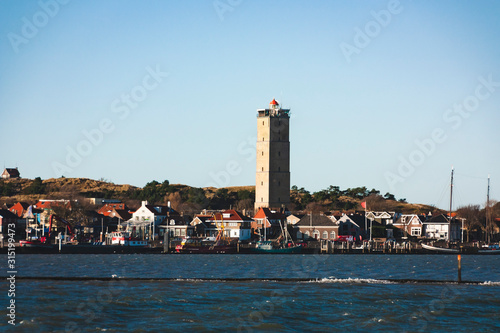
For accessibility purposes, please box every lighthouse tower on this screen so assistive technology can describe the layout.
[255,99,290,212]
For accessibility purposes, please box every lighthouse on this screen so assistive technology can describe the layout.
[255,99,291,212]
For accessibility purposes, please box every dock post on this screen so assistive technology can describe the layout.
[457,254,462,283]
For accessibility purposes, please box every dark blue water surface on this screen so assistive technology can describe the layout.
[1,254,499,332]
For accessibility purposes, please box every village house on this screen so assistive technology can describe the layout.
[97,202,129,216]
[335,213,365,240]
[423,214,461,241]
[1,167,20,179]
[9,202,30,218]
[205,210,252,241]
[294,213,339,241]
[393,214,425,237]
[286,213,304,226]
[366,211,394,226]
[190,215,219,237]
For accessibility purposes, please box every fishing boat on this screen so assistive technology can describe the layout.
[175,214,236,254]
[251,216,302,254]
[175,237,236,254]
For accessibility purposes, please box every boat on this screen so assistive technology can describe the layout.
[175,214,236,254]
[421,243,459,253]
[251,215,302,254]
[478,244,500,254]
[175,237,236,254]
[252,240,302,254]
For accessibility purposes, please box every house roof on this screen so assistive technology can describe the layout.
[394,214,423,225]
[9,202,30,217]
[212,209,252,222]
[97,203,127,216]
[109,209,132,221]
[0,209,18,219]
[296,214,338,227]
[34,200,71,210]
[254,207,285,220]
[426,214,451,223]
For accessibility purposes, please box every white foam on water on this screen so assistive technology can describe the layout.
[310,277,395,284]
[480,281,500,286]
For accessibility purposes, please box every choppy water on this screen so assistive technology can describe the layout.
[1,254,500,332]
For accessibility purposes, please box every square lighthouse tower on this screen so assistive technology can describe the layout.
[255,99,290,212]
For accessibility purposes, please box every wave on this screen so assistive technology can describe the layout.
[479,281,500,286]
[309,277,396,285]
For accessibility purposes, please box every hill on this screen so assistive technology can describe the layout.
[0,177,439,215]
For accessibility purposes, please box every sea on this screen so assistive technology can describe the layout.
[1,254,500,332]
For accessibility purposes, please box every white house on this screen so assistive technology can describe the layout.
[423,214,461,241]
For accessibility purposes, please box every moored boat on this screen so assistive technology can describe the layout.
[252,240,302,254]
[421,244,459,253]
[175,237,236,254]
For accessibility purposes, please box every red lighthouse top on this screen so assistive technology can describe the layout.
[270,99,278,105]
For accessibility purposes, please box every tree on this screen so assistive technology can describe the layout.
[24,177,46,194]
[456,205,483,242]
[384,192,396,201]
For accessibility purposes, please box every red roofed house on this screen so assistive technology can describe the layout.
[9,202,30,218]
[253,207,286,240]
[205,210,252,241]
[1,168,20,179]
[34,199,72,211]
[97,203,128,217]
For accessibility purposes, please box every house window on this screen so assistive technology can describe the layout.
[278,181,281,186]
[261,181,263,186]
[305,231,310,239]
[262,121,264,125]
[278,151,281,156]
[262,137,264,141]
[401,217,406,223]
[262,167,264,171]
[261,197,263,202]
[330,231,336,239]
[322,231,328,239]
[411,228,421,236]
[313,231,320,239]
[278,167,281,171]
[262,151,264,156]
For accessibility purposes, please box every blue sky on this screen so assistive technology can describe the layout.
[1,0,499,209]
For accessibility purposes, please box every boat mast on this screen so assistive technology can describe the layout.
[449,166,454,241]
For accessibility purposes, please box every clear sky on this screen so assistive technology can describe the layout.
[1,0,499,209]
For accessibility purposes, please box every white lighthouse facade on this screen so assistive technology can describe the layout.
[255,99,291,212]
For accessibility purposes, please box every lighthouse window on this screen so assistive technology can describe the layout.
[278,151,281,156]
[262,167,264,171]
[261,197,263,202]
[262,121,264,125]
[278,181,281,186]
[262,151,264,156]
[262,137,264,141]
[278,167,281,171]
[261,181,263,185]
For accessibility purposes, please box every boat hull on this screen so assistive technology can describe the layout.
[252,245,302,254]
[176,245,236,254]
